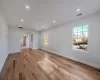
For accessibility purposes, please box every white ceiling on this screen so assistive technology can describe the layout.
[1,0,100,31]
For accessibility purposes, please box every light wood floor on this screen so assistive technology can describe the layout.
[1,49,100,80]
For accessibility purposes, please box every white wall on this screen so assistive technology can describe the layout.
[0,12,8,71]
[29,32,39,49]
[32,32,39,49]
[40,11,100,68]
[8,26,39,53]
[8,27,26,53]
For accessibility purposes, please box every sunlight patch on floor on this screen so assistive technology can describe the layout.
[37,59,58,74]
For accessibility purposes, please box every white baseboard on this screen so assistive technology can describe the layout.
[41,48,100,69]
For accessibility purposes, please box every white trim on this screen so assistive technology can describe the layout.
[72,48,88,53]
[41,48,100,69]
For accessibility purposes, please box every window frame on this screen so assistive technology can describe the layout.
[73,25,88,52]
[44,34,48,45]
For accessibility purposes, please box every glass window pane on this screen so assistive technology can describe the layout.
[77,32,81,38]
[80,32,83,38]
[83,25,88,31]
[73,27,78,32]
[83,32,88,37]
[44,34,48,45]
[78,26,82,32]
[73,33,78,39]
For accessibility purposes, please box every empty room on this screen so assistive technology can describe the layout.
[0,0,100,80]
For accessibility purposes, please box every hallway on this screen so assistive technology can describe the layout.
[1,50,100,80]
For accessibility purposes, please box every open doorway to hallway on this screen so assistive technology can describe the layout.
[20,34,30,49]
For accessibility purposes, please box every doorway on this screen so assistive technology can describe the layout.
[20,34,29,49]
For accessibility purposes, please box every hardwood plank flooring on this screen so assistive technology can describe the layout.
[1,49,100,80]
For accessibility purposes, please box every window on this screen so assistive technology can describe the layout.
[44,34,48,45]
[73,25,88,51]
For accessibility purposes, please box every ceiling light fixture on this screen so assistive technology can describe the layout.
[43,26,44,28]
[53,20,56,23]
[77,9,80,12]
[25,5,30,9]
[21,19,24,22]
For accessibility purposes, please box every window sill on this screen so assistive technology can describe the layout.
[73,49,88,53]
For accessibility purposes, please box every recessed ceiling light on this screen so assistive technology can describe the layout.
[43,26,44,28]
[25,5,30,9]
[53,20,56,23]
[21,19,24,22]
[77,9,80,12]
